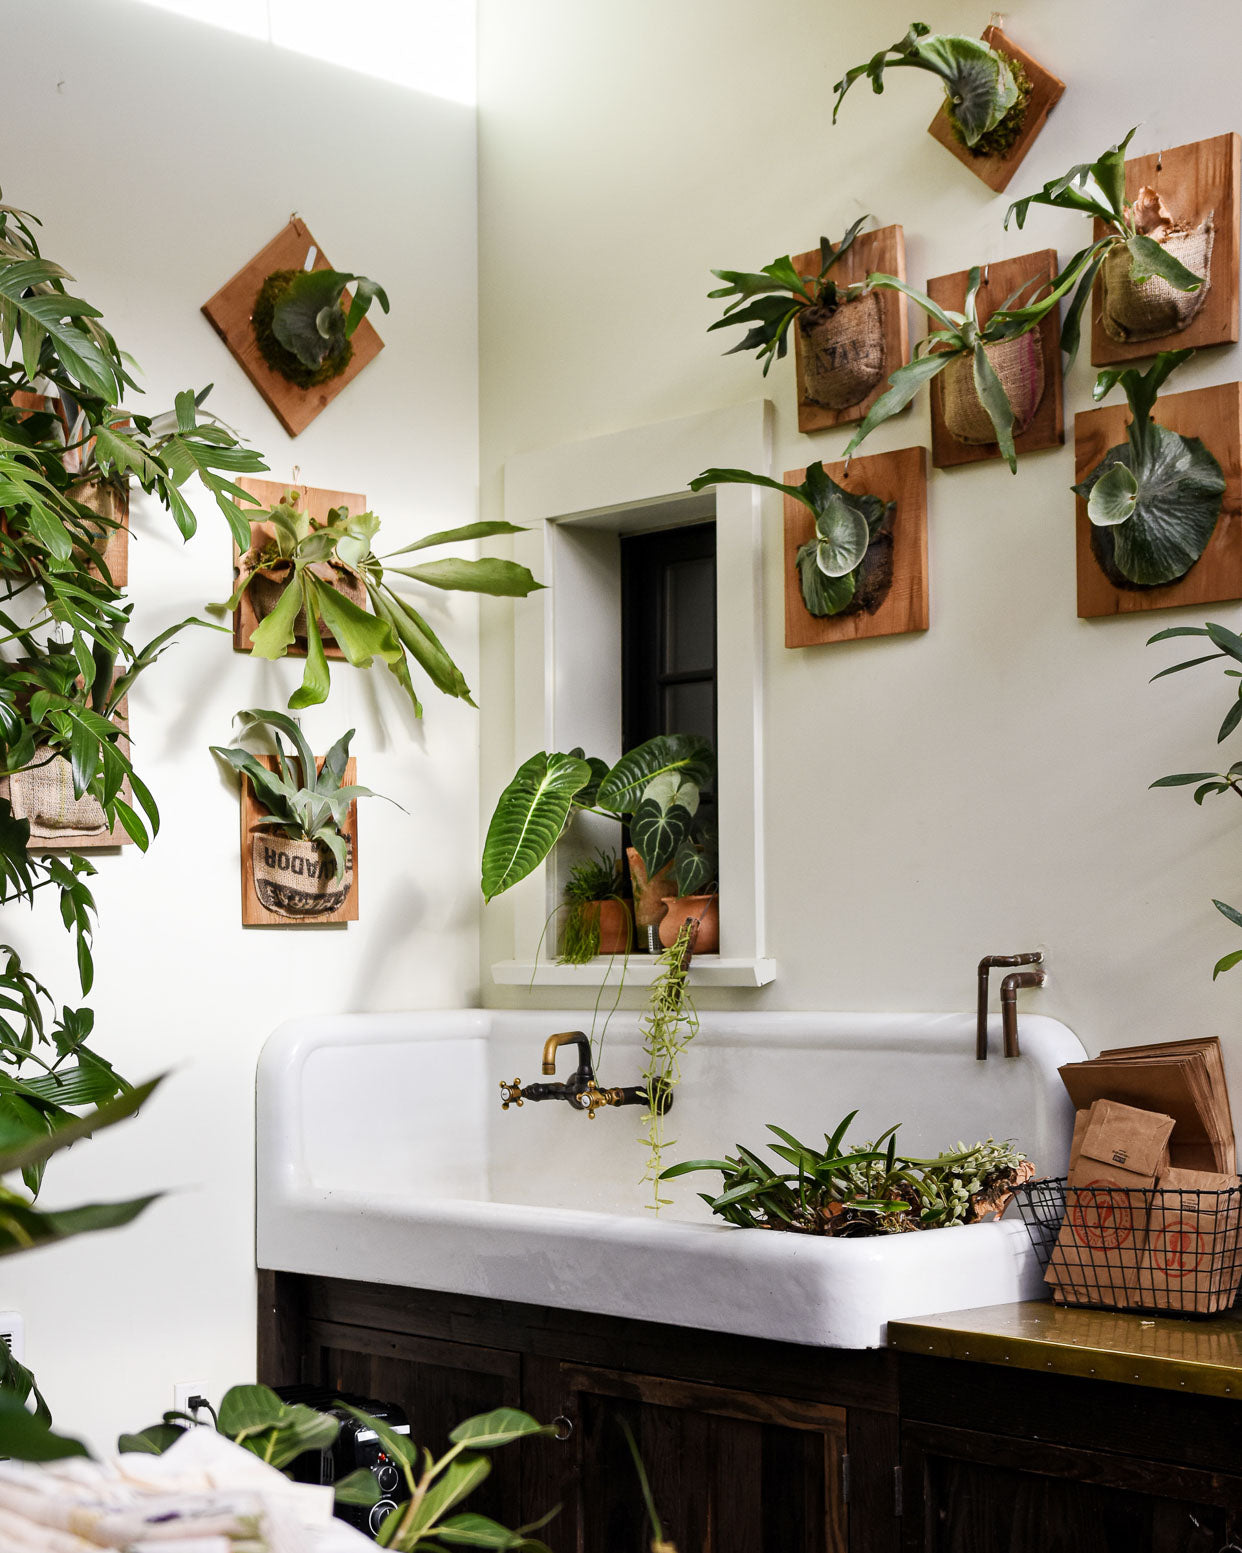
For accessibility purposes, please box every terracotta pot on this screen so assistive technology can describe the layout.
[626,846,675,931]
[251,831,353,919]
[247,560,366,642]
[588,898,632,955]
[658,894,719,954]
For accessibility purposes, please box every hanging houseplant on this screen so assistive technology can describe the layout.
[1073,349,1225,590]
[1006,129,1209,352]
[252,267,389,389]
[707,217,886,409]
[690,461,895,618]
[833,23,1032,161]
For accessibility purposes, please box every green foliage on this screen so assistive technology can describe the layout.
[1074,352,1224,587]
[673,824,717,896]
[708,216,870,374]
[660,1115,1029,1236]
[559,851,627,965]
[690,462,892,614]
[832,23,1021,147]
[640,920,700,1211]
[481,735,715,900]
[253,267,390,386]
[1006,130,1205,360]
[211,709,387,880]
[223,493,541,714]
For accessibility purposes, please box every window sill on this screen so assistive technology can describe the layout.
[490,956,777,989]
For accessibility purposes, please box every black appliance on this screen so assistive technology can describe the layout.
[275,1383,411,1539]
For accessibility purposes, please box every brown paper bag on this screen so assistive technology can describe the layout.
[1134,1165,1242,1314]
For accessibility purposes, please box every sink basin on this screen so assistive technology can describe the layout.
[256,1009,1085,1348]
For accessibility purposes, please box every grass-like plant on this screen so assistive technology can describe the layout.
[833,23,1031,157]
[691,462,893,616]
[1074,350,1224,588]
[559,849,627,964]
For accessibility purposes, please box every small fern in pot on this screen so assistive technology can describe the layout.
[559,849,631,964]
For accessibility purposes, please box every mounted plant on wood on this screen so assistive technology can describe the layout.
[1073,350,1225,592]
[1006,130,1213,359]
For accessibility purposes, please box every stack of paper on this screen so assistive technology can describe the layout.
[1058,1036,1235,1174]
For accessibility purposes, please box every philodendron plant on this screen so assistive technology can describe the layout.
[841,265,1074,471]
[481,733,715,903]
[708,217,886,409]
[222,492,542,712]
[833,23,1031,158]
[1073,350,1224,589]
[691,462,894,618]
[1006,129,1208,354]
[252,266,389,389]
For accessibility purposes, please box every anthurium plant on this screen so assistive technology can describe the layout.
[1073,350,1224,589]
[223,493,542,713]
[707,216,871,375]
[1005,130,1206,359]
[691,462,894,616]
[833,23,1031,157]
[481,733,715,902]
[253,266,389,388]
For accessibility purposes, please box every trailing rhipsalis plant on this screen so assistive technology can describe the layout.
[1074,350,1224,588]
[640,917,700,1212]
[691,462,893,617]
[707,216,871,375]
[833,23,1031,157]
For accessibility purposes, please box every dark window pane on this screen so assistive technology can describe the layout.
[664,556,715,675]
[662,680,715,747]
[621,522,717,753]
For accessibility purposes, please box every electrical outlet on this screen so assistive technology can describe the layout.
[0,1313,25,1365]
[173,1382,211,1423]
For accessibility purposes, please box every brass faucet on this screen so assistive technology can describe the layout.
[499,1029,671,1119]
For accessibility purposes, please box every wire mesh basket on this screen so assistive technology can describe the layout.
[1015,1176,1242,1317]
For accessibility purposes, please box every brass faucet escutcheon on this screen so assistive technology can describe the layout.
[575,1080,626,1120]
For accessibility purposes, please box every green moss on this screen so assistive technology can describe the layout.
[251,269,353,389]
[949,54,1033,161]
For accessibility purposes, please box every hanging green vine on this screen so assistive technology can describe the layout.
[639,918,699,1211]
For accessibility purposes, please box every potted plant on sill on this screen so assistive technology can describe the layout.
[481,732,715,951]
[833,23,1032,160]
[707,217,886,409]
[210,708,387,920]
[220,495,542,713]
[1073,350,1225,590]
[252,266,388,389]
[1005,129,1209,352]
[658,823,718,955]
[559,849,631,964]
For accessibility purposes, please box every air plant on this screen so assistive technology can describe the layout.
[833,23,1031,158]
[1073,350,1224,589]
[690,462,893,617]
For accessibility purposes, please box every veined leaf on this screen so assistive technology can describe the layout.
[481,751,593,900]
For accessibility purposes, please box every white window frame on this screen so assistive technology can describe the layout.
[489,400,775,989]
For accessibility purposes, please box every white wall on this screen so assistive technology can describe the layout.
[1,0,479,1449]
[476,6,1242,1085]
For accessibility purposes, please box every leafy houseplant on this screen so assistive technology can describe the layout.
[1006,129,1209,353]
[252,267,389,389]
[222,492,542,714]
[560,849,631,964]
[833,23,1032,159]
[1073,351,1224,589]
[691,462,895,619]
[658,823,718,953]
[708,217,887,409]
[660,1113,1031,1236]
[641,917,701,1208]
[211,708,384,919]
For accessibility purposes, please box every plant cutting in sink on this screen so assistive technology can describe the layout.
[1005,129,1209,352]
[252,265,389,389]
[691,461,895,619]
[660,1113,1032,1236]
[1074,350,1225,590]
[833,22,1032,159]
[707,216,887,409]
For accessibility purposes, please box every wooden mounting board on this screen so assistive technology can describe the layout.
[927,250,1064,469]
[792,224,908,434]
[70,478,129,588]
[927,27,1064,193]
[232,476,367,658]
[1090,133,1241,366]
[1074,381,1242,618]
[0,696,133,849]
[782,446,928,648]
[241,754,359,926]
[202,218,385,438]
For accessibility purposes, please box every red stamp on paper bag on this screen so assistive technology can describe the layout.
[1149,1221,1206,1279]
[1070,1180,1135,1249]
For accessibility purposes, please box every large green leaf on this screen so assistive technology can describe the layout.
[796,542,857,617]
[0,1074,161,1176]
[448,1409,557,1450]
[1126,233,1204,293]
[312,578,404,670]
[0,1391,87,1461]
[812,492,870,577]
[1086,461,1139,526]
[843,351,954,459]
[596,734,715,815]
[481,751,593,900]
[389,557,543,597]
[629,771,699,876]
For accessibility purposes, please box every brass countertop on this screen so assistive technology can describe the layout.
[888,1301,1242,1400]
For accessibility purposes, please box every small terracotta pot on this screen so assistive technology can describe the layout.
[251,831,353,918]
[626,846,675,931]
[588,899,632,955]
[658,894,719,954]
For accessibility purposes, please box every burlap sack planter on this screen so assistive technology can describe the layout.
[251,832,354,918]
[1101,222,1214,344]
[68,477,128,584]
[9,750,108,841]
[937,333,1045,446]
[247,561,366,644]
[798,292,886,410]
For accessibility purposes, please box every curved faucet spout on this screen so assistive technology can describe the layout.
[542,1030,593,1079]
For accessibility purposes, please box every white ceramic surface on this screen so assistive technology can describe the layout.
[256,1009,1085,1348]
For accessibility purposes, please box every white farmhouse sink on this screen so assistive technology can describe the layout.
[256,1009,1084,1349]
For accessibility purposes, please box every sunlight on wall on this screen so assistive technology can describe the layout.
[125,0,477,104]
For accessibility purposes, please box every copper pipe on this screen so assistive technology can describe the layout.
[976,954,1043,1059]
[1000,969,1047,1059]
